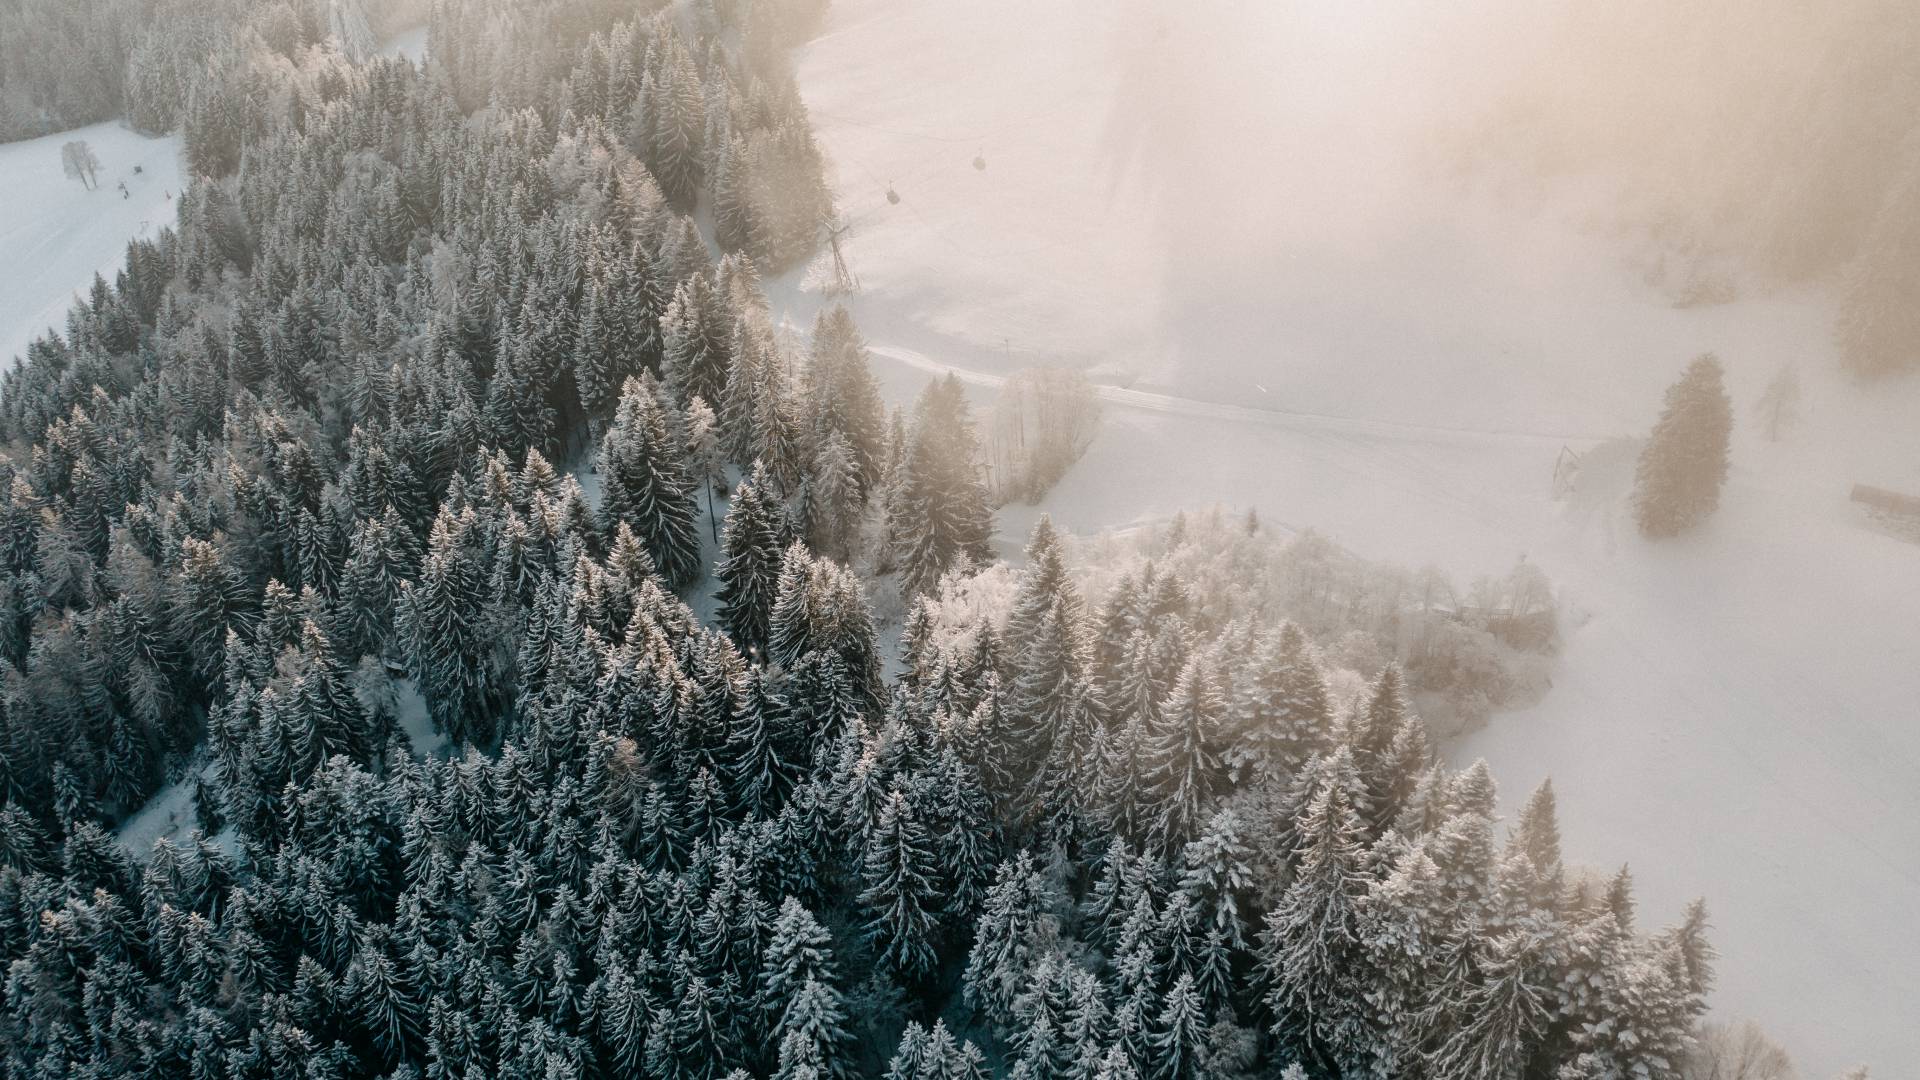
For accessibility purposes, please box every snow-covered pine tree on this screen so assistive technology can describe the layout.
[889,375,992,595]
[716,463,788,656]
[1146,657,1227,857]
[599,379,703,587]
[662,273,734,411]
[1423,931,1553,1080]
[963,851,1061,1032]
[807,306,889,492]
[1258,751,1372,1062]
[1633,354,1733,538]
[858,786,943,982]
[1224,621,1334,788]
[401,509,494,746]
[802,432,862,561]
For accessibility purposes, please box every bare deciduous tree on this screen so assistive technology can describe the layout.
[1753,363,1803,442]
[1685,1021,1797,1080]
[984,366,1100,504]
[61,140,101,190]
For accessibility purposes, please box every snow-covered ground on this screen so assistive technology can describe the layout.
[0,121,184,371]
[788,1,1920,1073]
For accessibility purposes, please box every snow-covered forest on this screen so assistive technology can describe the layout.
[0,1,1913,1079]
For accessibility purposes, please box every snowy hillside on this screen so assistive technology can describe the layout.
[0,122,183,370]
[789,0,1920,1074]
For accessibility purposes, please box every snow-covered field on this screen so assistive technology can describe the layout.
[0,121,184,371]
[788,0,1920,1074]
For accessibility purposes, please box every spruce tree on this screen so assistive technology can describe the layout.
[1258,753,1371,1060]
[600,380,704,587]
[807,306,888,492]
[1633,354,1733,538]
[715,463,787,656]
[963,852,1060,1032]
[1147,657,1227,856]
[889,375,993,595]
[858,787,943,982]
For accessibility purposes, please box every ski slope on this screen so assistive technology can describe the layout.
[0,122,184,372]
[789,1,1920,1074]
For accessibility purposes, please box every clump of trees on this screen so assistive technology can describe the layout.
[984,367,1101,505]
[60,139,101,189]
[1634,354,1733,538]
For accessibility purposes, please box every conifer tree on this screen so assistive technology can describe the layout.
[1224,622,1333,787]
[859,787,943,982]
[1147,657,1227,856]
[1424,932,1553,1080]
[1633,354,1733,538]
[889,375,992,595]
[662,274,734,410]
[1151,973,1207,1080]
[964,851,1060,1032]
[1259,753,1371,1060]
[600,380,703,587]
[716,464,787,656]
[402,510,494,746]
[807,307,888,491]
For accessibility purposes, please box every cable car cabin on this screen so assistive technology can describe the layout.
[973,154,986,171]
[886,186,900,205]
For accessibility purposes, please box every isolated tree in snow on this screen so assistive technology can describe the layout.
[62,140,101,190]
[1752,364,1802,442]
[1633,354,1732,538]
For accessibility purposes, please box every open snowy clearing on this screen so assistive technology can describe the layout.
[0,121,184,371]
[788,0,1920,1073]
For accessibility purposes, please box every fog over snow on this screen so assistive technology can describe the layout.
[788,0,1920,1074]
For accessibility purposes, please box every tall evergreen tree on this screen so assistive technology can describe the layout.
[600,380,704,587]
[1633,354,1733,538]
[859,787,943,982]
[715,463,788,656]
[889,375,992,595]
